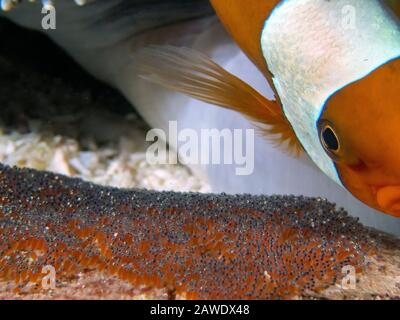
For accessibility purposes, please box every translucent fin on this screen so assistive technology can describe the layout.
[134,45,303,155]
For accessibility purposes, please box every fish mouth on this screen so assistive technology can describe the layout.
[337,162,400,218]
[375,185,400,217]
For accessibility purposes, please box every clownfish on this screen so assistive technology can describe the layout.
[135,0,400,217]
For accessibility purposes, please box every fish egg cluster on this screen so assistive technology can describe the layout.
[0,164,374,299]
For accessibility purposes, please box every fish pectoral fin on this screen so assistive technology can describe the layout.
[134,45,303,156]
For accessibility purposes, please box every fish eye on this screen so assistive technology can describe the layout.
[319,121,340,157]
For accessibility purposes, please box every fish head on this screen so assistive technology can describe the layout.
[319,59,400,217]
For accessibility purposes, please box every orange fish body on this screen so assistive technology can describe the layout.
[137,0,400,217]
[210,0,400,71]
[210,0,280,77]
[208,1,400,216]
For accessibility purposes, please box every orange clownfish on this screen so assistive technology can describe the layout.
[135,0,400,217]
